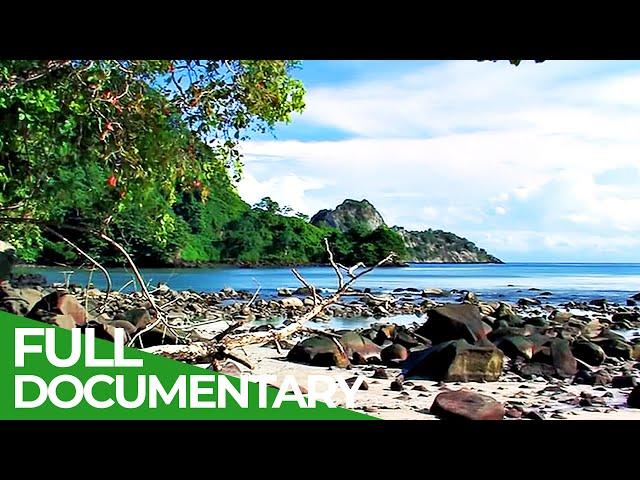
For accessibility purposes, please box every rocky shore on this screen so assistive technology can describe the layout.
[2,268,640,419]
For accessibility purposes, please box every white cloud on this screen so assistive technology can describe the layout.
[238,61,640,261]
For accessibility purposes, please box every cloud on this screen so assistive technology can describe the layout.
[237,61,640,261]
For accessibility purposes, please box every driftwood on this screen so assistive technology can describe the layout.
[143,242,396,365]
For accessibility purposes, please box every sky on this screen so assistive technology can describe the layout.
[235,60,640,263]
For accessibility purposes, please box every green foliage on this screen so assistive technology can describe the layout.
[0,60,305,259]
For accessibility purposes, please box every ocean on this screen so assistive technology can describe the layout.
[15,263,640,305]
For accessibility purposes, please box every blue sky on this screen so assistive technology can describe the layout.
[236,60,640,262]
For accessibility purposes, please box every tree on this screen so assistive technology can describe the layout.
[0,60,305,260]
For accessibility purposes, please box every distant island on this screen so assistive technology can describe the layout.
[310,199,502,264]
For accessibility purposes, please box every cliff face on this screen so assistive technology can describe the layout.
[311,199,502,264]
[310,199,385,233]
[393,227,503,264]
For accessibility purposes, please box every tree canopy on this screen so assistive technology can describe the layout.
[0,60,305,260]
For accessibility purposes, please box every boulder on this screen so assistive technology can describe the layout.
[0,241,16,281]
[493,335,534,360]
[277,288,293,297]
[287,335,350,368]
[0,285,44,316]
[417,304,491,344]
[612,375,637,389]
[280,297,304,309]
[339,331,382,364]
[589,299,607,307]
[530,338,577,378]
[550,338,578,378]
[124,308,152,329]
[403,339,504,382]
[430,389,505,420]
[422,288,445,297]
[628,385,640,408]
[26,291,87,328]
[571,339,606,366]
[381,343,409,365]
[492,303,525,327]
[518,297,541,307]
[612,312,639,323]
[593,337,633,360]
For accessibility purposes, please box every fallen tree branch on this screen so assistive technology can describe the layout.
[143,244,396,363]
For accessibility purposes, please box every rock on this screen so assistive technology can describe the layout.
[277,288,292,297]
[505,408,522,418]
[345,376,368,391]
[628,385,640,408]
[612,312,639,323]
[430,389,505,420]
[0,241,16,281]
[518,297,541,307]
[492,303,525,327]
[0,285,44,316]
[9,273,48,287]
[627,300,637,307]
[533,338,577,378]
[381,343,409,365]
[512,360,557,380]
[280,297,304,309]
[461,291,478,303]
[417,304,491,344]
[124,308,152,329]
[339,331,382,364]
[633,344,640,361]
[293,287,313,296]
[524,410,545,421]
[551,311,573,323]
[589,299,607,307]
[631,292,640,301]
[493,335,534,360]
[287,336,349,368]
[390,378,404,391]
[571,339,606,366]
[422,288,445,297]
[221,287,237,297]
[372,367,389,379]
[611,375,637,389]
[26,291,87,328]
[593,337,633,360]
[155,283,171,294]
[403,339,504,382]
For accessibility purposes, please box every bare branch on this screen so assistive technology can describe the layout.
[324,237,344,289]
[43,226,112,311]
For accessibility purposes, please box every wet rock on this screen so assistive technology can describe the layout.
[572,339,606,366]
[551,311,573,323]
[430,389,505,420]
[293,287,313,296]
[277,288,292,297]
[221,287,237,297]
[627,299,637,307]
[287,335,350,368]
[417,304,492,344]
[381,343,409,365]
[611,375,637,389]
[403,339,504,382]
[589,299,607,308]
[631,292,640,301]
[628,385,640,408]
[26,291,87,328]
